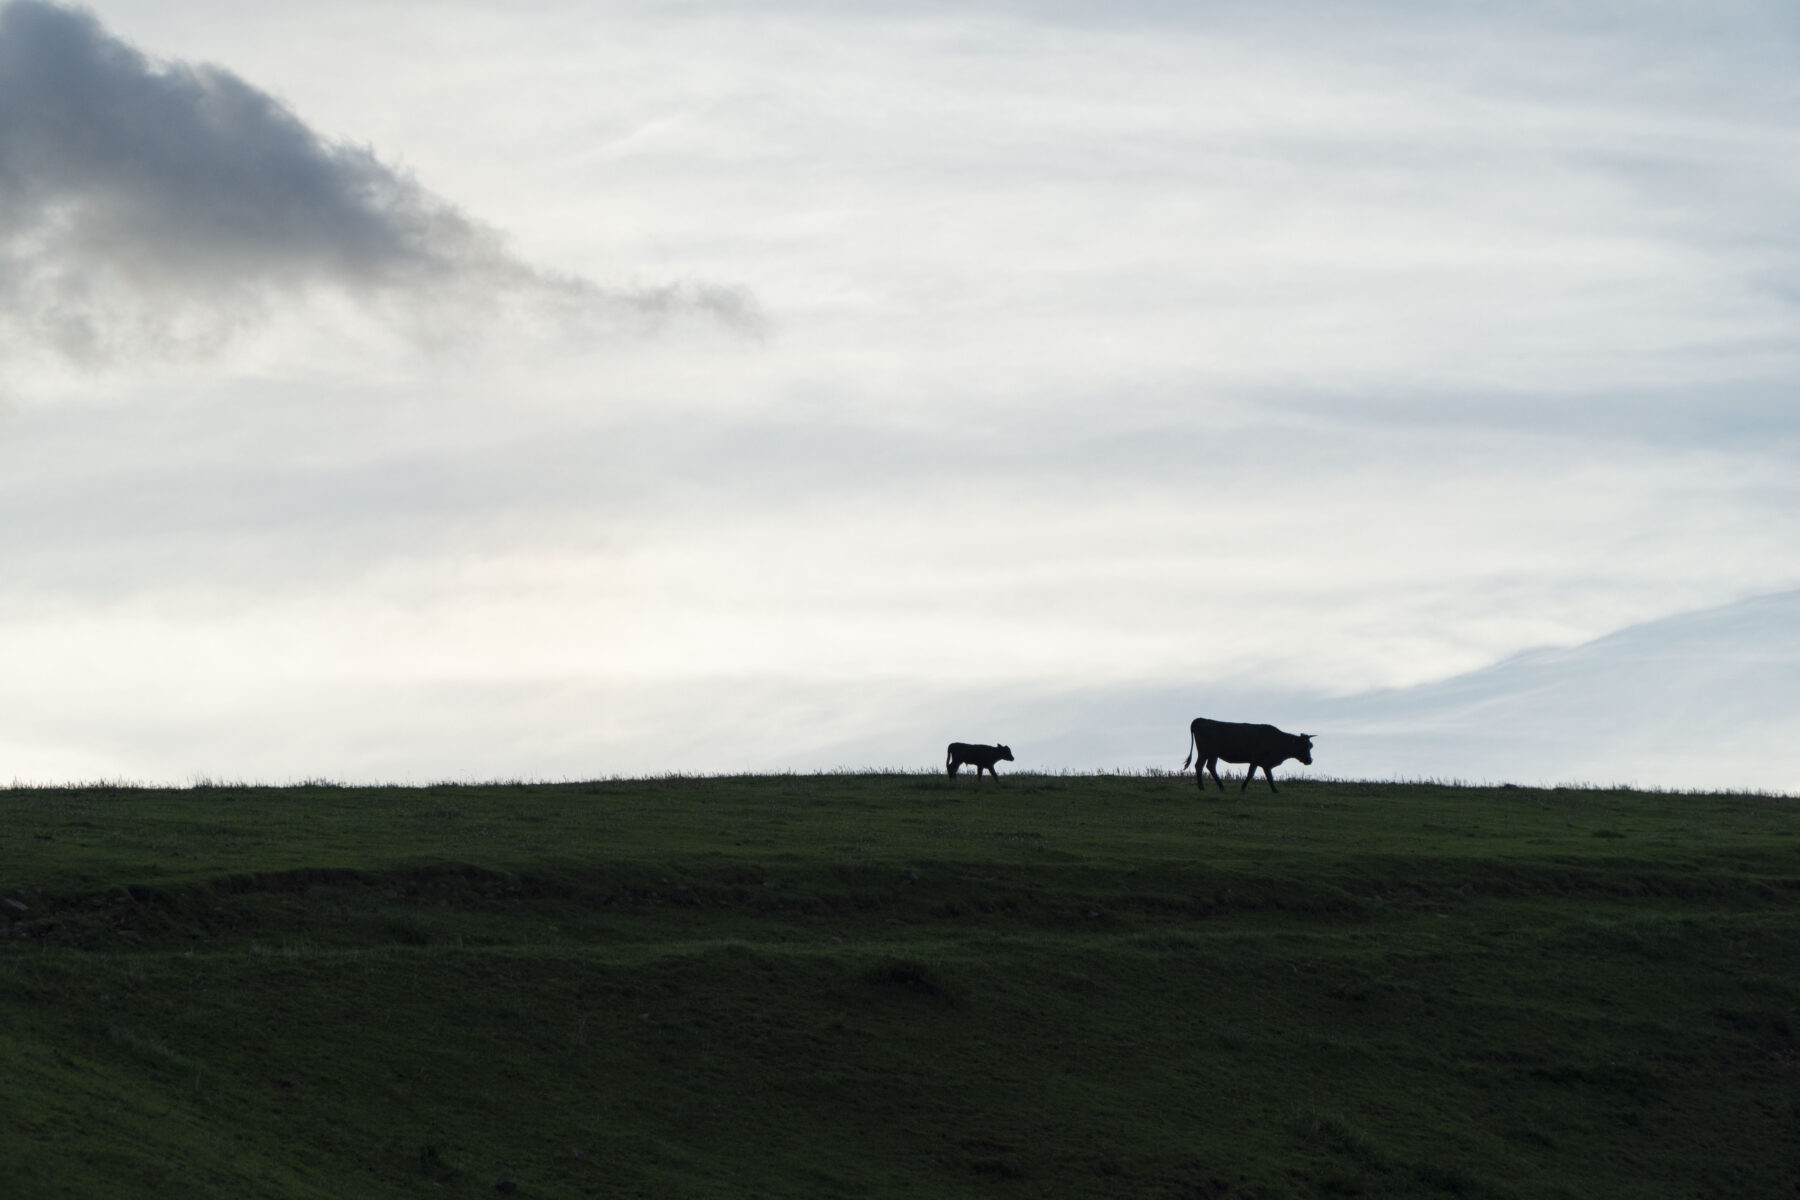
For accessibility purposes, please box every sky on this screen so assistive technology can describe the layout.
[2,0,1798,788]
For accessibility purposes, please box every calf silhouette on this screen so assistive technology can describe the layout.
[947,742,1014,778]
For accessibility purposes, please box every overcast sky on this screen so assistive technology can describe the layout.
[3,1,1797,787]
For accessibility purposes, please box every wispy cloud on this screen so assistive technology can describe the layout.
[0,0,759,365]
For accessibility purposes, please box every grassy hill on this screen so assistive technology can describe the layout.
[2,773,1796,1198]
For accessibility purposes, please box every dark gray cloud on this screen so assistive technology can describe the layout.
[0,1,757,363]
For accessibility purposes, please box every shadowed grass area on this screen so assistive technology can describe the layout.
[2,774,1797,1197]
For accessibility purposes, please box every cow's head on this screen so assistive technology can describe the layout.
[1295,733,1315,765]
[997,744,1015,761]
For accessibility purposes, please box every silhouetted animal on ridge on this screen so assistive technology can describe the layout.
[1182,718,1313,792]
[947,742,1014,778]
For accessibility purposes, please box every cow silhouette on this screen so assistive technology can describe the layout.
[1182,718,1313,792]
[946,742,1014,778]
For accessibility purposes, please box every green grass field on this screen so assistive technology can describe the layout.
[2,773,1796,1198]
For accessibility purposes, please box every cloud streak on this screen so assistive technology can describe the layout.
[0,0,758,365]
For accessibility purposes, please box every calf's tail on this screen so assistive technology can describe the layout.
[1181,726,1195,771]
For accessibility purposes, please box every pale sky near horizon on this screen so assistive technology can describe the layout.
[3,1,1798,786]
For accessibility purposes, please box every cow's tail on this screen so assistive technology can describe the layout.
[1181,724,1195,771]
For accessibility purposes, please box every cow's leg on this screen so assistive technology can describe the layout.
[1206,757,1224,790]
[1240,766,1251,792]
[947,758,960,777]
[1263,765,1279,793]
